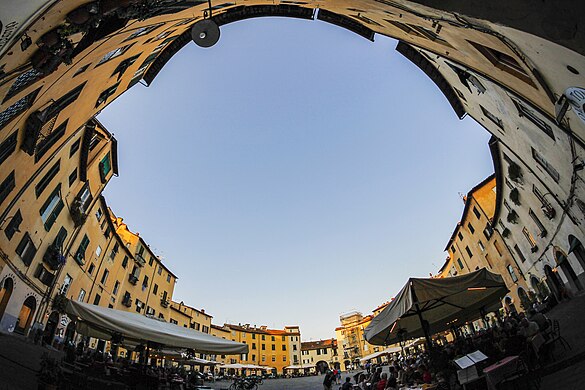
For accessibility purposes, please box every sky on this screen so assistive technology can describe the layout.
[97,17,494,341]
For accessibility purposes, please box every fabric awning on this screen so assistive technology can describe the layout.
[359,345,401,362]
[365,268,508,346]
[65,300,248,354]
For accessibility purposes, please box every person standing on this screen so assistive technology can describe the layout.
[323,369,334,390]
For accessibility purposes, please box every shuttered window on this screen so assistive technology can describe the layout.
[39,185,64,231]
[35,160,60,197]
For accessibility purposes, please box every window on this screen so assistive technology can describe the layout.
[96,245,102,257]
[507,265,518,283]
[142,275,149,291]
[110,242,119,259]
[95,208,103,221]
[149,256,154,266]
[0,88,40,130]
[483,223,493,240]
[0,132,18,167]
[513,100,554,140]
[3,69,42,102]
[111,54,140,80]
[468,41,533,85]
[0,170,16,206]
[95,84,120,107]
[16,232,36,266]
[271,344,275,350]
[387,20,451,46]
[69,140,81,158]
[158,265,163,275]
[261,344,265,350]
[88,263,95,275]
[293,344,297,351]
[40,185,64,231]
[478,240,485,252]
[272,355,276,362]
[457,258,464,270]
[457,232,463,241]
[468,223,475,234]
[122,255,129,268]
[252,334,256,340]
[34,121,67,162]
[480,105,504,130]
[73,64,90,77]
[167,274,171,283]
[522,227,537,249]
[136,300,144,313]
[100,269,109,285]
[484,254,493,268]
[78,289,86,302]
[4,209,22,240]
[472,206,481,219]
[465,246,473,258]
[450,245,455,253]
[528,209,547,237]
[75,182,93,214]
[532,148,559,182]
[68,169,77,186]
[153,283,158,295]
[283,356,286,362]
[124,24,163,41]
[75,234,90,265]
[514,244,527,263]
[493,240,504,256]
[96,44,134,66]
[113,280,120,295]
[271,336,275,341]
[282,345,287,351]
[261,335,265,340]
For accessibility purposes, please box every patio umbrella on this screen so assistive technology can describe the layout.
[364,268,507,349]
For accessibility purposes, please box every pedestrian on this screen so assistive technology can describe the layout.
[323,369,334,390]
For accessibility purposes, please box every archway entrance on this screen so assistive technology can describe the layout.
[555,250,583,292]
[569,235,585,273]
[64,320,76,344]
[316,360,329,374]
[544,265,562,300]
[14,296,36,335]
[531,276,548,300]
[43,311,60,346]
[343,360,351,371]
[0,277,14,322]
[517,288,530,311]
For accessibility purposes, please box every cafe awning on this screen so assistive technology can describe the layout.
[364,268,508,346]
[359,345,401,362]
[65,300,248,354]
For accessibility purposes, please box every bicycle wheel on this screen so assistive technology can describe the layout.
[229,383,237,390]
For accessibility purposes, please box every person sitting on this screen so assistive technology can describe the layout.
[527,309,550,332]
[419,365,432,384]
[520,318,540,338]
[376,373,388,390]
[341,377,353,390]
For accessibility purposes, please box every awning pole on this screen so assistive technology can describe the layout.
[411,286,433,353]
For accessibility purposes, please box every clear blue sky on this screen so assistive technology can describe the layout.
[98,17,493,341]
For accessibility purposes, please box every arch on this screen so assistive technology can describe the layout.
[554,248,583,292]
[568,235,585,272]
[0,277,14,322]
[43,311,60,346]
[64,320,76,344]
[315,360,329,374]
[517,287,530,311]
[544,264,562,300]
[14,296,36,335]
[530,276,548,300]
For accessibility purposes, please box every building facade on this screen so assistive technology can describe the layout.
[300,338,339,372]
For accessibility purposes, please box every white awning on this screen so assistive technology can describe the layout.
[284,364,315,370]
[65,300,248,354]
[360,345,401,362]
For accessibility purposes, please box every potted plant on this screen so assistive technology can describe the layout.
[70,198,87,227]
[510,188,521,206]
[502,227,511,238]
[37,352,63,390]
[52,293,68,314]
[507,210,519,224]
[508,161,523,184]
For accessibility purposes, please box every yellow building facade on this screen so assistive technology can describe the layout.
[441,175,530,312]
[300,338,339,372]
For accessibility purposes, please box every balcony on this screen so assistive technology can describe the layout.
[42,243,65,271]
[128,274,138,285]
[135,252,146,266]
[122,295,132,307]
[69,196,88,228]
[160,298,169,308]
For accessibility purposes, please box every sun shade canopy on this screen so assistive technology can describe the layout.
[65,300,248,354]
[359,345,401,362]
[365,268,508,346]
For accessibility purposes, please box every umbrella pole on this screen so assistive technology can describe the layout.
[411,286,433,353]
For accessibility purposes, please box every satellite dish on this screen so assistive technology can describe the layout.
[191,19,220,48]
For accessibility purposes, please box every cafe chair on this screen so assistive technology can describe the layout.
[496,357,541,390]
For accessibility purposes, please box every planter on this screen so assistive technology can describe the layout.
[507,210,519,224]
[510,188,521,206]
[508,161,523,184]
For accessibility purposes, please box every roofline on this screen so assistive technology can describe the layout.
[170,300,213,318]
[99,196,134,259]
[443,173,496,251]
[489,136,503,225]
[170,305,192,318]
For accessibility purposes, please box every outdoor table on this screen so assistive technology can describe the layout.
[483,355,519,390]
